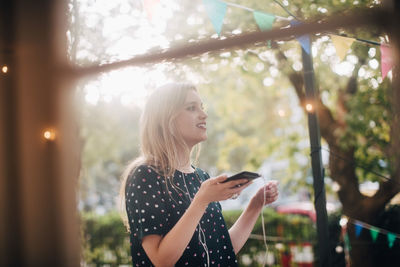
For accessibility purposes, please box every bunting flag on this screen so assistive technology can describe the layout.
[387,233,397,248]
[290,20,311,55]
[142,0,160,21]
[253,11,275,31]
[330,35,355,61]
[344,232,351,251]
[380,44,393,79]
[355,223,363,237]
[369,227,380,242]
[349,219,399,249]
[253,11,275,48]
[199,1,391,80]
[203,0,227,36]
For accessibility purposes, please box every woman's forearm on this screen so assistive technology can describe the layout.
[143,196,209,267]
[228,198,263,254]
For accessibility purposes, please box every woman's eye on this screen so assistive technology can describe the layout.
[186,105,196,111]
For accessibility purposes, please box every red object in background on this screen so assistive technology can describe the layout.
[281,251,291,267]
[276,202,317,222]
[289,242,313,267]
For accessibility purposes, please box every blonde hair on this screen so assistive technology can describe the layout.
[119,83,200,230]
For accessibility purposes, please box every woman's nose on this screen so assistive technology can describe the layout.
[200,109,207,119]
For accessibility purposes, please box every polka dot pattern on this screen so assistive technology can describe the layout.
[126,165,238,266]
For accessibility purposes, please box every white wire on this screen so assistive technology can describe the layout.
[198,225,210,267]
[183,172,210,267]
[260,175,269,267]
[184,172,270,267]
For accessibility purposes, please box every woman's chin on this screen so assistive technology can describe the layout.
[191,136,207,146]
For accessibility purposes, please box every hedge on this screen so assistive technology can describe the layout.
[80,208,318,266]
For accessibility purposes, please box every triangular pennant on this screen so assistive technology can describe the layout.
[142,0,160,21]
[387,233,396,248]
[370,227,380,242]
[380,44,393,79]
[253,11,275,31]
[330,35,354,61]
[355,223,363,238]
[203,0,227,36]
[290,20,311,55]
[344,232,352,251]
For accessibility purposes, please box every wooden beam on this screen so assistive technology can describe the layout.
[70,7,390,78]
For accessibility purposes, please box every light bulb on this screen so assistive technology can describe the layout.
[2,65,8,73]
[278,109,285,117]
[305,103,313,112]
[43,129,56,141]
[339,216,348,227]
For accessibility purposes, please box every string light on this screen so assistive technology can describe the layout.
[335,245,344,253]
[1,65,8,73]
[339,216,348,227]
[43,128,56,141]
[278,109,286,117]
[332,181,340,192]
[305,103,313,112]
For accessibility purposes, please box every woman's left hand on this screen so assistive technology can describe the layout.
[251,180,279,209]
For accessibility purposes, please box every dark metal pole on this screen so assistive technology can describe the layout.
[301,40,331,267]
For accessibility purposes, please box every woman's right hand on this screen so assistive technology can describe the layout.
[193,174,251,207]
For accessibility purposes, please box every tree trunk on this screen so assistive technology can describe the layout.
[276,45,400,266]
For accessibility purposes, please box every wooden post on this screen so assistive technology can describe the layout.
[0,1,24,266]
[0,0,80,266]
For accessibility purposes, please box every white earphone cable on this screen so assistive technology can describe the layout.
[261,175,269,267]
[183,172,210,267]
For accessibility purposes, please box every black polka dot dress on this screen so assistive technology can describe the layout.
[125,165,238,267]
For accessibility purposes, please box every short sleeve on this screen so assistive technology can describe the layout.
[125,165,168,241]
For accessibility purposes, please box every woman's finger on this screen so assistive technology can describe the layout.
[213,174,228,183]
[232,181,252,194]
[223,179,248,188]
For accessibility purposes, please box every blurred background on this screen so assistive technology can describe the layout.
[1,0,400,266]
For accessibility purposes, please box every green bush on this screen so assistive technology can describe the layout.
[223,208,316,266]
[80,208,316,266]
[81,211,131,266]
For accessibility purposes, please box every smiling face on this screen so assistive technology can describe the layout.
[174,90,208,149]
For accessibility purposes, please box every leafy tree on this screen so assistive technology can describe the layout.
[166,2,400,266]
[69,0,400,266]
[269,8,399,267]
[77,95,141,213]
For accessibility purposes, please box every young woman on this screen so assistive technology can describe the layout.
[120,83,278,267]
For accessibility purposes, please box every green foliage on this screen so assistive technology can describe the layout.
[80,208,318,266]
[78,97,142,212]
[71,1,397,266]
[224,208,317,266]
[224,208,316,241]
[81,211,131,266]
[72,0,390,211]
[343,75,392,181]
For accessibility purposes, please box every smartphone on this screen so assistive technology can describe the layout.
[223,171,261,183]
